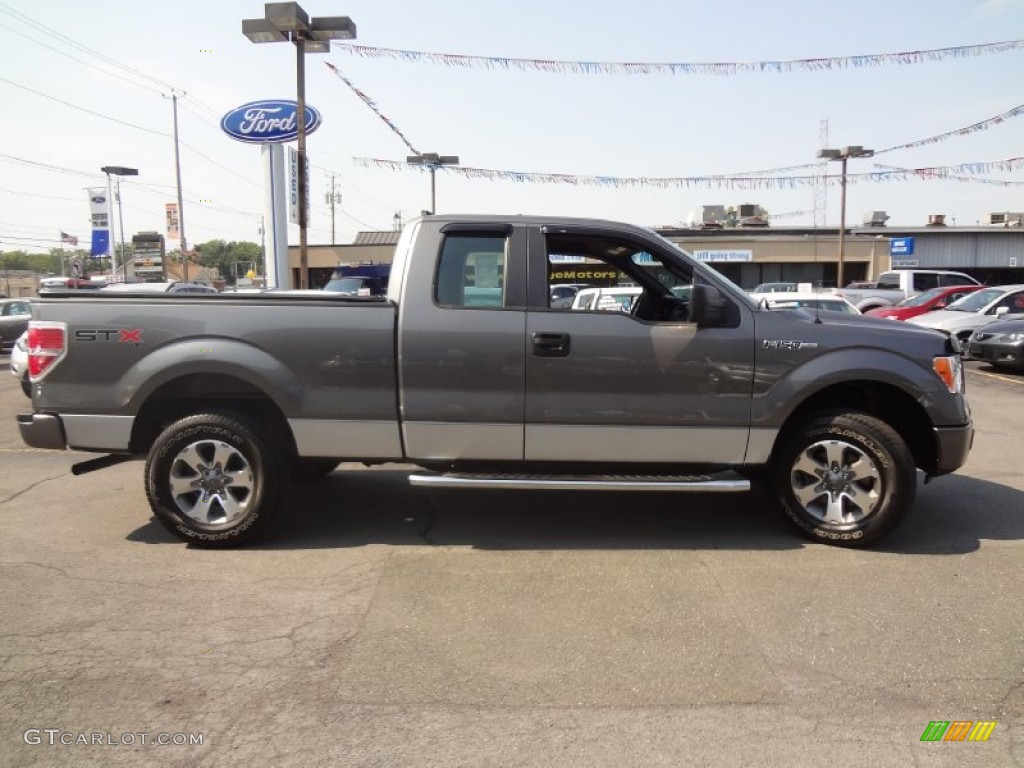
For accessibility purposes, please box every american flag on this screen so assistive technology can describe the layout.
[60,231,79,246]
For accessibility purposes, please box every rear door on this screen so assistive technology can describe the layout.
[397,222,528,462]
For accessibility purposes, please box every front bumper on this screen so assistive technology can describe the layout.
[933,422,974,474]
[18,413,68,450]
[968,340,1024,368]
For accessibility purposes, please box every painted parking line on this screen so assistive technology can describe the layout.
[967,367,1024,386]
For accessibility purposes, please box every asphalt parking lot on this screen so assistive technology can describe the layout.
[0,355,1022,767]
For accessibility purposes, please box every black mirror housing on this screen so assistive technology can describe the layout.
[690,283,733,328]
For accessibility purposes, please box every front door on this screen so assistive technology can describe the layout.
[524,225,756,465]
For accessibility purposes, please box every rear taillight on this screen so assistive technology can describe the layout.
[27,322,67,380]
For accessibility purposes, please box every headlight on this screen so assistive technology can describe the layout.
[933,354,964,394]
[1004,331,1024,342]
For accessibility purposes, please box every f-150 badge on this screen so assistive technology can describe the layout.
[763,340,819,350]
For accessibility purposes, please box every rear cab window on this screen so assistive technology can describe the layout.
[435,234,508,308]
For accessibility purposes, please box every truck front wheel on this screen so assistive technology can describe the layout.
[773,412,916,547]
[144,412,286,547]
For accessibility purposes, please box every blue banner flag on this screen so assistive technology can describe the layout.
[90,229,109,257]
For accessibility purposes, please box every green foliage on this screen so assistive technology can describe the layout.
[193,240,262,280]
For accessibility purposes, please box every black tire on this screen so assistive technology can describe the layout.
[773,411,916,547]
[144,411,287,547]
[291,458,340,482]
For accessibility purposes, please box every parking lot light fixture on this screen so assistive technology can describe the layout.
[100,166,138,281]
[242,3,356,289]
[406,153,460,215]
[818,146,873,288]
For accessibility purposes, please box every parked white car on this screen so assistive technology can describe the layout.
[570,286,642,312]
[749,291,860,314]
[9,330,29,397]
[906,284,1024,342]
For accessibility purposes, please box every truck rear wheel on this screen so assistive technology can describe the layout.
[144,412,286,547]
[774,412,916,547]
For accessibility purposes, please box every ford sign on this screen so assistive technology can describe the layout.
[220,100,321,144]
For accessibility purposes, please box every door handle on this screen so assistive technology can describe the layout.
[532,332,571,357]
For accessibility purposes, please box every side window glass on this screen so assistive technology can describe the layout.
[876,274,900,289]
[435,234,507,309]
[913,273,939,291]
[544,233,693,322]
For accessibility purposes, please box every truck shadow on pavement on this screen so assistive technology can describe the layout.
[127,469,1024,554]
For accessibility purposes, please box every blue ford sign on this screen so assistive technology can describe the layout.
[220,100,321,144]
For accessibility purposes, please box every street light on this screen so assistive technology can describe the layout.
[101,165,138,281]
[406,153,460,215]
[243,2,356,289]
[818,145,873,288]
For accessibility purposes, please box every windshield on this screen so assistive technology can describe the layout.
[899,287,947,308]
[946,287,1003,312]
[324,277,367,294]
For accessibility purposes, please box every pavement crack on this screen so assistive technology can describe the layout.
[0,473,67,505]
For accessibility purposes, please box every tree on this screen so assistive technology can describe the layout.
[194,240,262,281]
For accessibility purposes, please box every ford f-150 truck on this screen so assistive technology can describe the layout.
[18,215,973,548]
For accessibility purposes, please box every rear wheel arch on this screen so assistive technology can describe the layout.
[129,373,297,459]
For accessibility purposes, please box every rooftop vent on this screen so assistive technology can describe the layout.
[927,214,947,226]
[862,211,889,227]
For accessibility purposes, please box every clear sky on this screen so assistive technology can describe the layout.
[1,0,1023,254]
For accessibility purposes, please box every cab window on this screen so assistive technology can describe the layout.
[435,234,507,308]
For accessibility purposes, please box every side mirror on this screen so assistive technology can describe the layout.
[690,284,730,328]
[994,306,1010,317]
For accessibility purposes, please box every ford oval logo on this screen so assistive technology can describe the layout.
[220,99,321,144]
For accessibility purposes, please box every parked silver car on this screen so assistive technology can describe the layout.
[9,330,29,396]
[0,298,32,351]
[906,284,1024,343]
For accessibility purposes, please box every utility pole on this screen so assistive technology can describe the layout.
[324,175,341,245]
[169,91,189,283]
[258,215,266,281]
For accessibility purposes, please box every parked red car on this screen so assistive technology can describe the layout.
[865,284,984,321]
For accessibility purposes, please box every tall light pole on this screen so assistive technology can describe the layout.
[406,153,460,214]
[101,165,138,281]
[243,2,356,289]
[818,146,873,288]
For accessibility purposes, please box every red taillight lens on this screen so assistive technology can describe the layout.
[27,322,67,380]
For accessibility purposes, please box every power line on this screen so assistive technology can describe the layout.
[0,20,164,97]
[0,2,177,92]
[0,76,170,138]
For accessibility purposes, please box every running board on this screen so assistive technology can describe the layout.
[408,470,750,493]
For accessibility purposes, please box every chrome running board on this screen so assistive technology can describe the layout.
[408,471,750,493]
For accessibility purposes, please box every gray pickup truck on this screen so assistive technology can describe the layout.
[18,215,973,548]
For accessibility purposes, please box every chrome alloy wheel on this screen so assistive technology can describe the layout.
[789,439,882,526]
[168,440,255,525]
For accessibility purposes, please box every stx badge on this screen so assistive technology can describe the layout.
[74,329,144,345]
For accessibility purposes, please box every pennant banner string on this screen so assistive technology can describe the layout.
[324,58,1024,180]
[335,39,1024,77]
[354,156,1024,190]
[325,62,421,155]
[873,163,1024,186]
